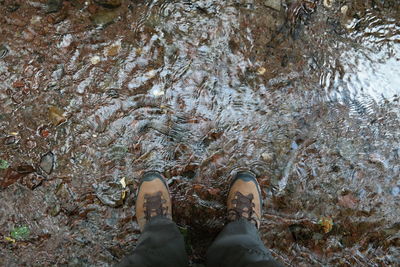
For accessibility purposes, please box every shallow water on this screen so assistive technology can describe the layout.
[0,0,399,266]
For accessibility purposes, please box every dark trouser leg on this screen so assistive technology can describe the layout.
[117,216,188,267]
[206,219,285,267]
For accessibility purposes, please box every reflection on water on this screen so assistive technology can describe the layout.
[321,9,400,104]
[0,0,399,266]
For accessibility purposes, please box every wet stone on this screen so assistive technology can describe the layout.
[39,152,55,175]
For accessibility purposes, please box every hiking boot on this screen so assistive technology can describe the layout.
[135,172,172,231]
[227,171,262,229]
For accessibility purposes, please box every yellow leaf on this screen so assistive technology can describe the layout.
[4,236,16,243]
[319,217,333,233]
[120,177,126,188]
[257,67,266,75]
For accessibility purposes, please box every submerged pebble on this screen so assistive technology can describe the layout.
[91,10,119,26]
[94,180,128,207]
[94,0,122,8]
[0,44,9,59]
[39,152,55,175]
[6,3,20,12]
[46,0,63,13]
[90,55,101,65]
[392,187,400,196]
[264,0,281,11]
[323,0,334,8]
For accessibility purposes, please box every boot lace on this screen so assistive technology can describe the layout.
[228,192,258,227]
[143,191,168,220]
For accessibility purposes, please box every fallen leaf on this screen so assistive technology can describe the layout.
[10,226,30,240]
[257,67,266,75]
[0,168,24,189]
[4,236,16,243]
[16,165,35,174]
[319,217,333,233]
[48,106,66,126]
[12,81,25,88]
[10,226,31,240]
[119,177,126,188]
[207,188,220,196]
[40,129,50,138]
[104,42,121,57]
[0,159,9,169]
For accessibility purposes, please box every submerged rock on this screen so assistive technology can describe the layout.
[91,10,119,26]
[46,0,63,13]
[264,0,281,11]
[39,152,55,175]
[0,44,9,59]
[94,180,128,207]
[94,0,122,8]
[6,3,20,13]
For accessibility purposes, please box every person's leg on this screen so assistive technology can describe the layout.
[206,172,284,267]
[117,172,188,267]
[117,216,187,267]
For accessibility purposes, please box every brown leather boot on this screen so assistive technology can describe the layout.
[135,172,172,231]
[227,171,262,229]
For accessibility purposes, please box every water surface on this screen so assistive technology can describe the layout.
[0,0,399,265]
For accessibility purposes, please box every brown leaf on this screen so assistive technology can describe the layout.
[0,165,37,189]
[207,188,220,196]
[16,165,36,174]
[12,81,25,88]
[49,106,66,126]
[0,168,24,189]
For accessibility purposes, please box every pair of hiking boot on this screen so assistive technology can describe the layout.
[136,171,262,231]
